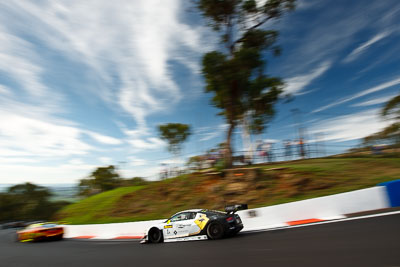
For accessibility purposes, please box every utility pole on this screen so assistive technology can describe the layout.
[320,132,326,157]
[291,108,306,159]
[314,134,320,158]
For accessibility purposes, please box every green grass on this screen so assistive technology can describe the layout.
[58,156,400,224]
[57,186,144,224]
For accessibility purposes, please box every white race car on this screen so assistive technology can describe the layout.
[141,205,247,243]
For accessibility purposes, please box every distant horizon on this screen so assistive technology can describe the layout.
[0,183,78,187]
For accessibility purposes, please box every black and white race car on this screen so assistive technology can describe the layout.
[141,204,247,243]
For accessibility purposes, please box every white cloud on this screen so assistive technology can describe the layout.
[0,110,93,157]
[0,149,31,157]
[0,28,48,98]
[127,156,147,167]
[284,61,331,95]
[0,163,97,184]
[313,77,400,113]
[85,131,122,145]
[276,1,398,77]
[99,157,113,164]
[199,132,220,142]
[197,124,228,141]
[263,139,280,143]
[68,159,84,165]
[0,85,12,96]
[128,138,165,150]
[0,157,38,164]
[0,102,123,160]
[310,108,393,142]
[119,123,165,151]
[343,31,390,63]
[0,0,204,129]
[159,158,185,165]
[0,1,205,184]
[351,94,397,107]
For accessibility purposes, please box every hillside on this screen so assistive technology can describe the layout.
[57,156,400,224]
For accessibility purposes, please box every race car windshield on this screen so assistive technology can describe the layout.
[170,213,188,222]
[42,224,57,228]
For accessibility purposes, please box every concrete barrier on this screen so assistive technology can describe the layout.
[64,185,391,239]
[64,219,164,239]
[237,186,390,231]
[379,179,400,207]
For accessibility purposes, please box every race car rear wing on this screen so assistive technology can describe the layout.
[225,204,248,214]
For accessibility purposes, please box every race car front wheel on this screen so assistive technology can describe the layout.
[148,228,163,243]
[52,234,63,241]
[206,222,224,240]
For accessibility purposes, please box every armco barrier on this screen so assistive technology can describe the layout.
[379,179,400,207]
[64,185,391,239]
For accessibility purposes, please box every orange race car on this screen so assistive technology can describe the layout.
[17,222,64,242]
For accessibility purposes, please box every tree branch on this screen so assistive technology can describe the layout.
[230,14,273,51]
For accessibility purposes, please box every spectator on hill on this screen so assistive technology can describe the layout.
[284,140,292,160]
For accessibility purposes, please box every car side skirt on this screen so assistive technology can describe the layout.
[164,235,208,243]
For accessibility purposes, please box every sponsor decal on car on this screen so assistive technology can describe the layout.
[194,214,209,230]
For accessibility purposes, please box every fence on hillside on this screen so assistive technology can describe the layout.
[155,142,361,180]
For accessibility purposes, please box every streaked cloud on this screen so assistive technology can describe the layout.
[197,124,228,142]
[0,0,204,129]
[0,110,92,157]
[99,157,113,165]
[0,157,39,164]
[127,138,165,150]
[284,61,331,95]
[120,123,165,151]
[0,163,98,184]
[0,103,122,159]
[68,159,85,165]
[0,85,12,96]
[128,156,147,167]
[343,31,390,63]
[310,108,393,142]
[0,0,205,183]
[313,77,400,113]
[159,158,185,165]
[0,28,48,98]
[351,94,397,107]
[85,131,122,145]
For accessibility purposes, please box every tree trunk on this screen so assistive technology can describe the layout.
[241,116,253,164]
[225,122,235,168]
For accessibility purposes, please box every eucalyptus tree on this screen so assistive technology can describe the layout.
[158,123,191,159]
[196,0,296,167]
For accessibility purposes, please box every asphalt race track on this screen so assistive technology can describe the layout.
[1,213,399,267]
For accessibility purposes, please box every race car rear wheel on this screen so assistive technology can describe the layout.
[148,228,163,243]
[206,222,224,240]
[15,233,20,242]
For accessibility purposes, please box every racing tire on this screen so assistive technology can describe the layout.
[227,229,241,237]
[15,233,20,243]
[148,228,163,243]
[53,234,63,241]
[206,222,224,240]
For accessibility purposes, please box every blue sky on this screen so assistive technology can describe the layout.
[0,0,400,184]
